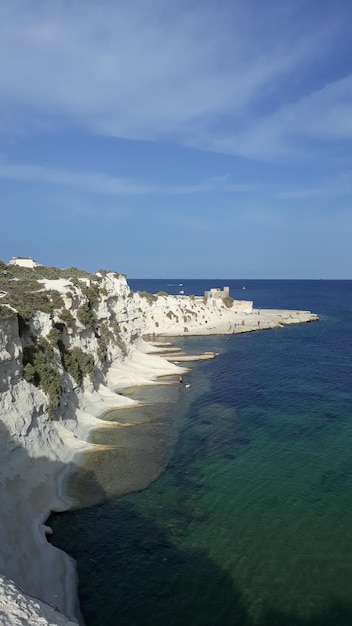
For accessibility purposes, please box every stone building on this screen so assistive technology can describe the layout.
[204,286,230,300]
[8,256,42,269]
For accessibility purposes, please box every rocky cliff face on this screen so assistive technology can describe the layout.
[0,307,23,392]
[0,270,241,623]
[0,272,249,421]
[0,270,318,624]
[0,272,144,623]
[1,271,239,458]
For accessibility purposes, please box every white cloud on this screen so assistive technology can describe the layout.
[0,0,347,159]
[206,74,352,160]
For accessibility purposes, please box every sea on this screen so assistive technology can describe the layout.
[49,279,352,626]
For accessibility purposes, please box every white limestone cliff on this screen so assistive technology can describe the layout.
[0,271,318,624]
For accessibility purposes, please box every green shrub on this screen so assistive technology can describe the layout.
[87,282,100,306]
[138,291,158,304]
[61,350,80,384]
[23,340,62,418]
[6,265,36,280]
[0,273,58,319]
[47,327,62,345]
[110,321,128,356]
[71,276,83,289]
[23,362,36,382]
[59,267,92,279]
[62,347,95,384]
[34,266,60,280]
[77,303,97,329]
[41,368,62,417]
[0,304,13,319]
[223,296,234,308]
[48,290,65,310]
[12,292,53,320]
[59,308,76,329]
[97,338,108,363]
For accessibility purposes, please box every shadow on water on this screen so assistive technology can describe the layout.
[48,327,352,626]
[50,499,249,626]
[49,497,352,626]
[47,369,352,626]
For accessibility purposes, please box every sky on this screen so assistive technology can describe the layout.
[1,0,352,278]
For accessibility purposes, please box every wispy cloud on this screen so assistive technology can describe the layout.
[39,191,134,222]
[206,74,352,160]
[0,1,349,159]
[275,172,352,199]
[0,160,247,196]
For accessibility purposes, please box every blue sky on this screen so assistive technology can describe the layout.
[1,0,352,278]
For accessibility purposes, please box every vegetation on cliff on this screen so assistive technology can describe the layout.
[0,262,90,321]
[138,291,158,304]
[0,262,130,418]
[23,340,62,418]
[0,305,14,319]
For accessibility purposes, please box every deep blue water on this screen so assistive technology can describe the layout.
[49,280,352,626]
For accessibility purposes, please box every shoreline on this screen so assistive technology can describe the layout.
[49,310,318,622]
[0,303,318,625]
[59,346,217,509]
[0,343,188,625]
[46,346,189,621]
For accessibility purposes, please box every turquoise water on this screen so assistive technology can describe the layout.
[49,281,352,625]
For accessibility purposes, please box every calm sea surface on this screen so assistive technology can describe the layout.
[49,280,352,626]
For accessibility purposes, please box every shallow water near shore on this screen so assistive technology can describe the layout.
[49,280,352,625]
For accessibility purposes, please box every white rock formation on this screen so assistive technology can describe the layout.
[0,574,77,626]
[0,271,318,623]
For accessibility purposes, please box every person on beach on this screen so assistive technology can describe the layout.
[179,375,183,384]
